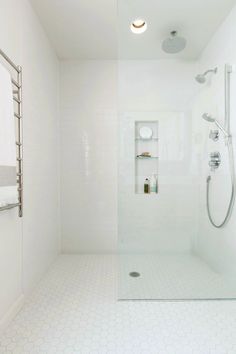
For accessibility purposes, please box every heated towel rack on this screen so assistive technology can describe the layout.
[0,49,23,217]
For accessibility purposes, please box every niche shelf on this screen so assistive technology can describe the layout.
[136,156,159,160]
[135,137,159,141]
[135,121,159,194]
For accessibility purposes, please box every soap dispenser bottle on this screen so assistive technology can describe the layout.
[144,178,150,194]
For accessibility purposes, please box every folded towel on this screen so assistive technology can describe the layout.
[0,186,18,207]
[0,62,15,166]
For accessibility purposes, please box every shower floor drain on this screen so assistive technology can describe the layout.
[129,272,140,278]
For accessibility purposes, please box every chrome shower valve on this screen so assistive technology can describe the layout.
[209,152,221,171]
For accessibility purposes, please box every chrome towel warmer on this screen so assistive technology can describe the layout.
[0,48,23,217]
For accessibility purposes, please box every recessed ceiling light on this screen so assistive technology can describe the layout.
[130,19,147,34]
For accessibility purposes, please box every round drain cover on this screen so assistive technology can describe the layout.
[129,272,140,278]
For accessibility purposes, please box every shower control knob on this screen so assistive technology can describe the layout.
[209,130,219,142]
[210,152,220,160]
[209,152,221,171]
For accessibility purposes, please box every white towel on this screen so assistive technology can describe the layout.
[0,62,17,207]
[0,62,16,166]
[0,186,18,207]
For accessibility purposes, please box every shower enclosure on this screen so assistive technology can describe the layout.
[117,0,236,300]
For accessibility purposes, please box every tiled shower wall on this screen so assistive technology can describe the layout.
[60,59,199,254]
[118,60,198,253]
[193,4,236,274]
[60,61,118,253]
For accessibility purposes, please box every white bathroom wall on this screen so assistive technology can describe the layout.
[118,60,199,253]
[0,0,59,328]
[21,0,60,295]
[60,59,198,254]
[60,61,118,253]
[193,4,236,273]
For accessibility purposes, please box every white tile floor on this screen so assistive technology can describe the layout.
[1,255,236,353]
[119,253,236,300]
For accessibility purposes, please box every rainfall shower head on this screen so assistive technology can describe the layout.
[162,31,186,54]
[195,67,217,84]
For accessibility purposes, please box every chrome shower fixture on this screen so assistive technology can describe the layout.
[195,67,217,83]
[202,113,230,137]
[204,64,235,229]
[202,113,215,122]
[208,152,221,171]
[209,130,219,142]
[162,30,186,54]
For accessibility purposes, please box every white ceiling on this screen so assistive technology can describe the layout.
[30,0,236,60]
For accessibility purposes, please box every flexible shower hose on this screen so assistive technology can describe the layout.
[206,137,236,228]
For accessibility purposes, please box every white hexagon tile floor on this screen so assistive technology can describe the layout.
[1,255,236,353]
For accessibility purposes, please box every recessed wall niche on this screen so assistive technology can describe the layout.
[135,121,159,194]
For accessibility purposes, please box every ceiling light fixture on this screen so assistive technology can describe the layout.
[130,19,147,34]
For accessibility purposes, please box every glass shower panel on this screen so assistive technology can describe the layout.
[117,0,236,300]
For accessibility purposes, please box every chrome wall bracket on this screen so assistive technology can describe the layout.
[209,130,219,142]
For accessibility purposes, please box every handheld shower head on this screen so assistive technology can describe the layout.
[202,113,215,123]
[202,113,230,137]
[195,67,217,84]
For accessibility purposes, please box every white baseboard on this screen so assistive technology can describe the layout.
[0,294,25,334]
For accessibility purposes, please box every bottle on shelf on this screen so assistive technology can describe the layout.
[150,174,158,194]
[144,178,150,194]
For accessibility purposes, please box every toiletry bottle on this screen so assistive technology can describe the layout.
[144,178,150,194]
[150,174,158,194]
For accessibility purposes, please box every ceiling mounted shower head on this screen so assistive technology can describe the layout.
[162,30,186,54]
[195,67,217,84]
